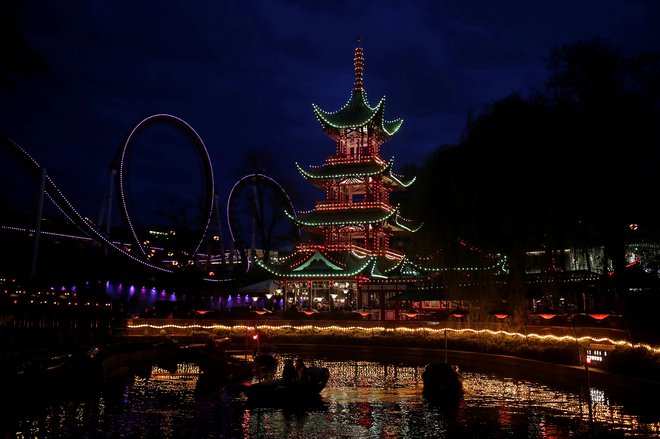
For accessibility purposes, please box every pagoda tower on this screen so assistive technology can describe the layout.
[257,39,423,318]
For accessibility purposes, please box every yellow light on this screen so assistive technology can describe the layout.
[125,321,660,356]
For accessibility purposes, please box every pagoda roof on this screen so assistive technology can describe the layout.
[286,207,396,228]
[296,158,416,188]
[256,247,427,280]
[382,256,425,279]
[296,160,388,180]
[408,239,509,274]
[256,250,375,278]
[312,90,403,138]
[283,204,421,233]
[386,166,416,188]
[390,211,423,233]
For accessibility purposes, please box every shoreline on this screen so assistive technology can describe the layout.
[4,334,659,398]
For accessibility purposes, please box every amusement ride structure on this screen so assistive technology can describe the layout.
[0,41,507,313]
[0,114,297,282]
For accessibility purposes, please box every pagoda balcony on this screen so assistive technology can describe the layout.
[325,243,371,257]
[293,242,403,260]
[323,245,404,260]
[325,155,387,166]
[315,200,393,211]
[383,248,405,260]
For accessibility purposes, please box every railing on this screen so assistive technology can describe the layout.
[315,200,392,211]
[325,156,386,166]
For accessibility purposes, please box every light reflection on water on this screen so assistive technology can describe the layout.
[5,358,660,438]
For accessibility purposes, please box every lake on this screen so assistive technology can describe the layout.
[3,354,659,438]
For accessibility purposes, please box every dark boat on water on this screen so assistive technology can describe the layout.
[421,361,464,405]
[242,366,330,405]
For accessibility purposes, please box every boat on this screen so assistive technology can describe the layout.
[421,361,464,404]
[242,365,330,405]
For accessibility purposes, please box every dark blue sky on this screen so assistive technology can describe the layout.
[3,0,660,227]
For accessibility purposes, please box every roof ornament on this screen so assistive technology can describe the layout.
[354,34,364,91]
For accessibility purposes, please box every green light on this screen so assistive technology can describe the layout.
[293,251,344,272]
[312,90,403,137]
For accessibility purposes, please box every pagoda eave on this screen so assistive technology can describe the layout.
[256,251,375,279]
[295,160,389,181]
[312,91,403,139]
[289,207,396,228]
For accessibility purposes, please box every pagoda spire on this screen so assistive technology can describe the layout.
[312,36,403,139]
[353,35,364,91]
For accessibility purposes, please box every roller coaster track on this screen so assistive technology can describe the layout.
[114,114,215,262]
[1,115,230,281]
[1,136,176,273]
[226,173,299,273]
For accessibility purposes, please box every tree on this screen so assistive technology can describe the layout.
[545,39,660,305]
[411,39,660,317]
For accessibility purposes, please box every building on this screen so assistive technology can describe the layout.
[257,39,425,318]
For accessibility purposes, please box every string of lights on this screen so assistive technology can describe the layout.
[126,321,660,355]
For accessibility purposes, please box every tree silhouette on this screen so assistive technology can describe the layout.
[411,38,660,318]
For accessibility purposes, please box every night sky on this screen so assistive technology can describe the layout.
[3,1,660,229]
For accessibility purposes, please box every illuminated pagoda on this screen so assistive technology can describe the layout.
[257,38,425,318]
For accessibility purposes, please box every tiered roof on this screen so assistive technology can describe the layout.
[256,247,422,280]
[312,39,403,140]
[285,206,422,233]
[295,158,416,188]
[312,91,403,138]
[257,38,422,279]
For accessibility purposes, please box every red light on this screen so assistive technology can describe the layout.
[585,357,592,365]
[208,271,215,277]
[588,314,610,321]
[537,313,557,320]
[252,334,258,340]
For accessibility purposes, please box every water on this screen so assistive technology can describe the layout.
[3,357,660,438]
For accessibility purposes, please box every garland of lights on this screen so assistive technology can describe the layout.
[297,158,415,188]
[313,93,403,136]
[126,321,660,356]
[257,255,376,278]
[285,206,398,227]
[296,160,389,180]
